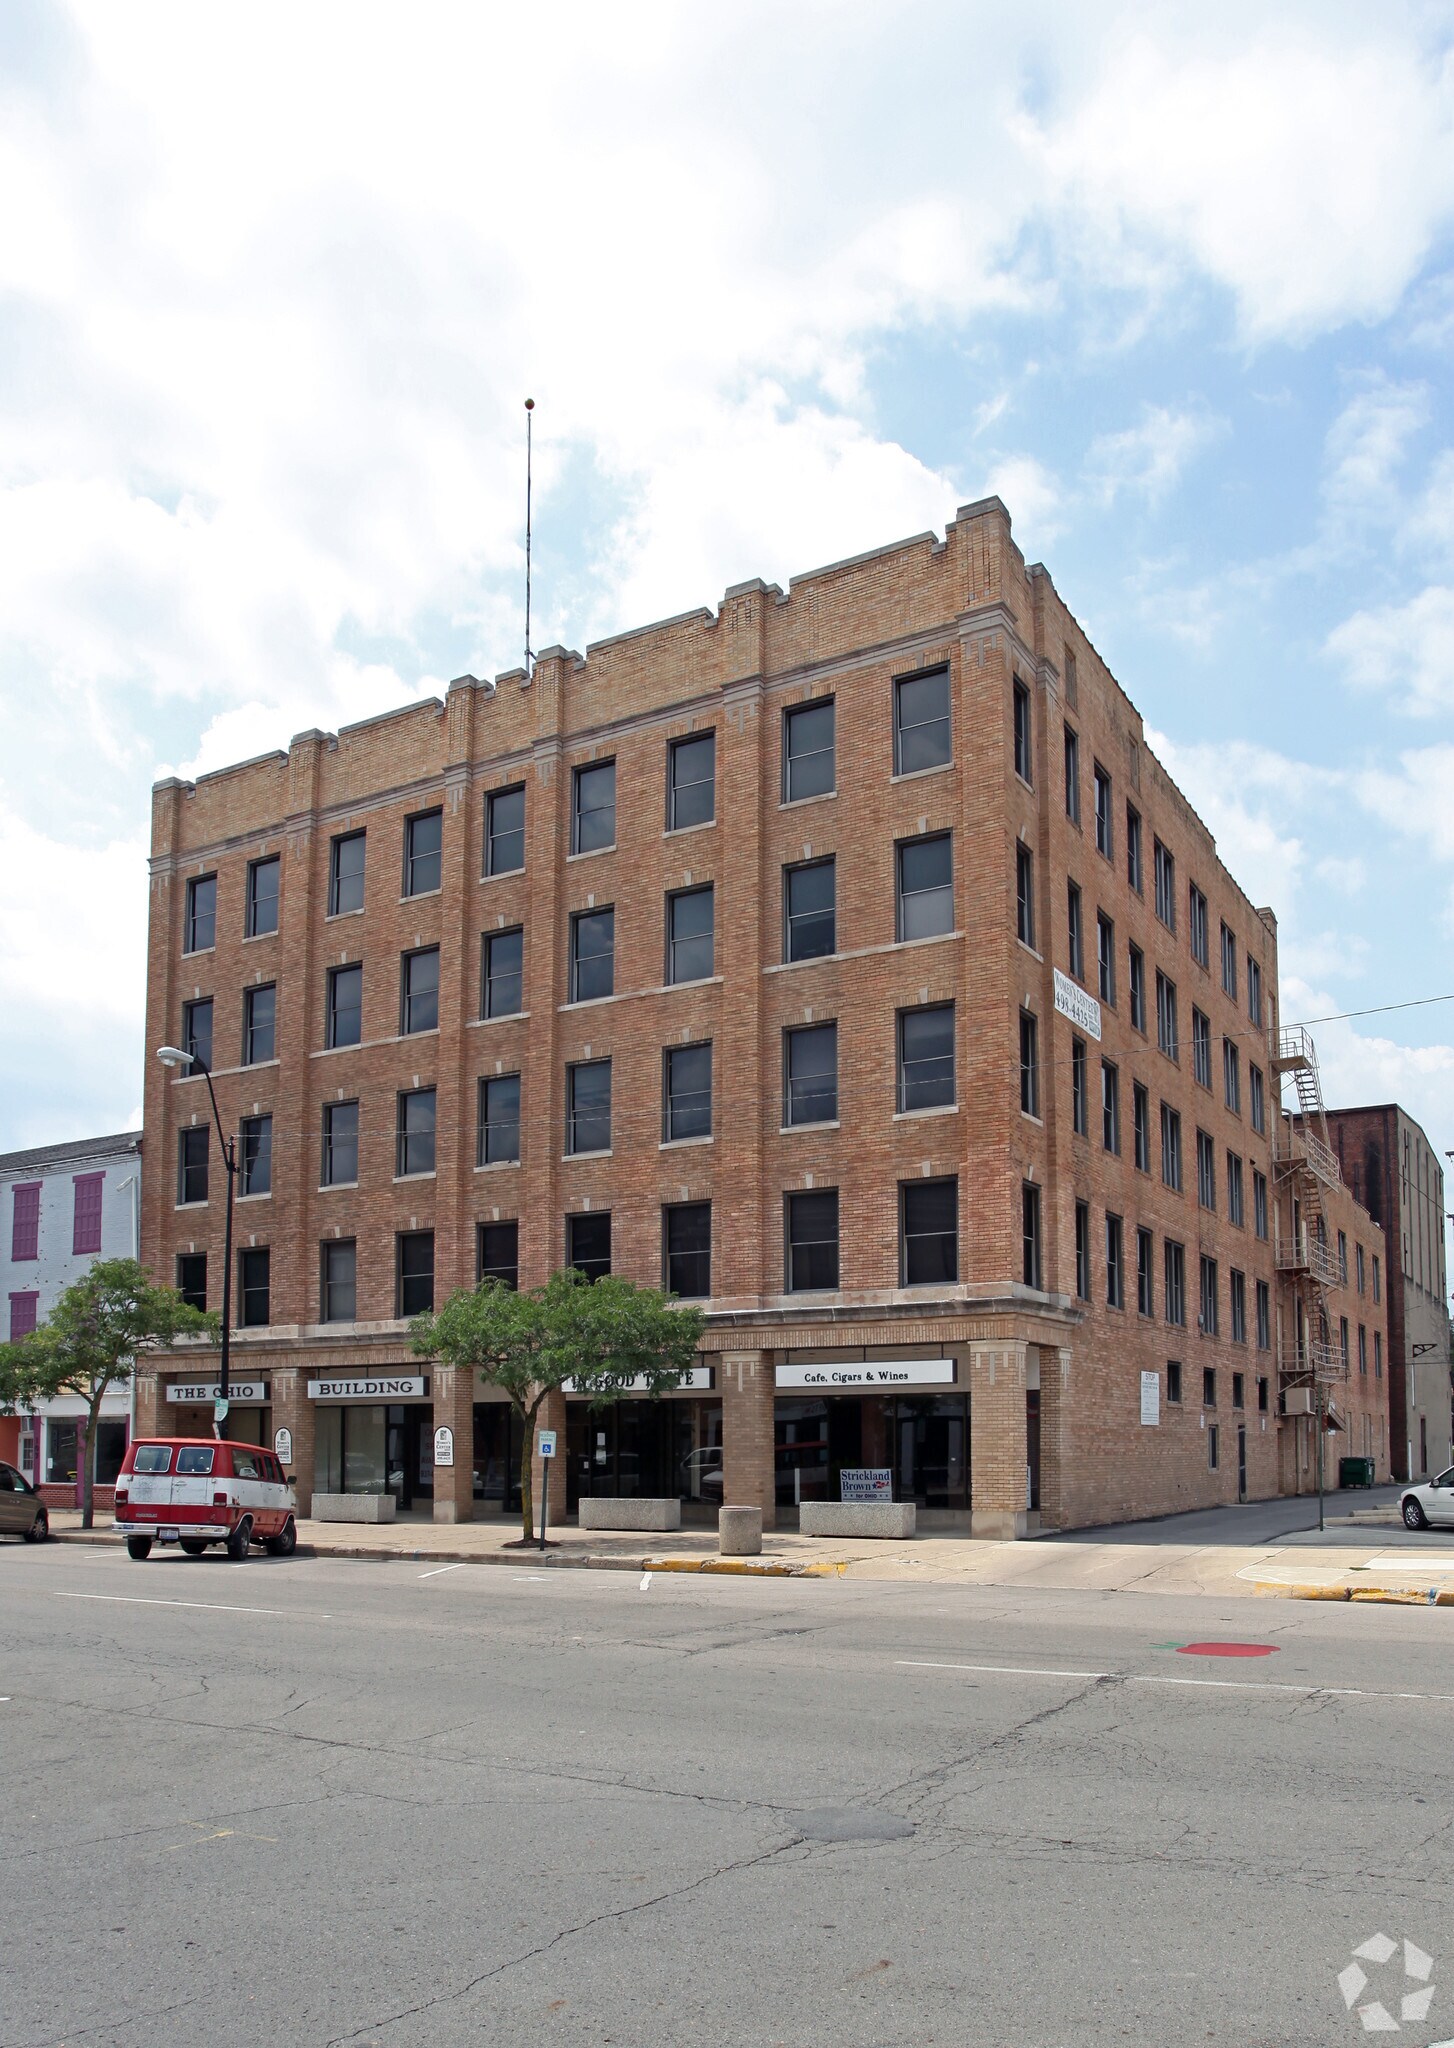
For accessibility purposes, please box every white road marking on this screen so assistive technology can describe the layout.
[418,1563,466,1579]
[640,1572,652,1592]
[1364,1554,1454,1572]
[896,1659,1454,1703]
[54,1592,293,1617]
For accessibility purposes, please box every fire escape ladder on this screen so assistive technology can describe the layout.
[1270,1026,1347,1390]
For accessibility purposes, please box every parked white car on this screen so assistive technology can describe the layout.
[1400,1469,1454,1530]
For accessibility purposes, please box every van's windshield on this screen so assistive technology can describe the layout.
[176,1447,216,1475]
[132,1446,173,1474]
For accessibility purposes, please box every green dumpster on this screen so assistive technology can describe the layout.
[1338,1456,1375,1489]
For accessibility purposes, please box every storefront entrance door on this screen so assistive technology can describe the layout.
[385,1406,434,1512]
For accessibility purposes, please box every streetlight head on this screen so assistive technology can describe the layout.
[156,1045,189,1067]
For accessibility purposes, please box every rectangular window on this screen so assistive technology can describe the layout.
[1013,680,1033,783]
[786,1188,839,1291]
[321,1240,357,1322]
[396,1087,437,1176]
[1106,1213,1124,1309]
[569,907,615,1003]
[567,1211,612,1283]
[1016,843,1036,949]
[783,698,835,802]
[785,857,836,961]
[1200,1257,1218,1336]
[1133,1082,1150,1171]
[1153,838,1176,929]
[183,997,213,1073]
[664,1202,712,1298]
[239,1247,270,1327]
[1072,1036,1088,1136]
[1253,1169,1269,1240]
[176,1253,207,1311]
[785,1022,838,1126]
[404,808,443,896]
[480,1073,521,1166]
[664,1041,713,1143]
[572,760,617,854]
[1094,764,1113,859]
[1208,1425,1219,1472]
[1374,1332,1383,1378]
[1067,881,1084,980]
[666,884,714,984]
[326,964,362,1049]
[1129,944,1146,1033]
[1164,1240,1186,1326]
[899,1003,955,1113]
[668,731,716,831]
[1097,912,1115,1004]
[1074,1199,1091,1301]
[1101,1060,1120,1154]
[483,926,524,1018]
[1372,1255,1381,1303]
[901,1178,958,1286]
[1337,1229,1348,1284]
[1019,1011,1039,1118]
[1223,1038,1241,1114]
[894,666,950,774]
[322,1100,358,1186]
[1022,1182,1042,1290]
[1160,1103,1182,1191]
[329,831,365,916]
[184,873,216,953]
[1230,1272,1247,1346]
[1063,725,1080,824]
[1257,1374,1269,1412]
[478,1221,519,1291]
[1162,1359,1183,1407]
[1126,805,1143,894]
[1188,884,1208,968]
[1356,1243,1366,1294]
[480,783,526,876]
[177,1128,208,1205]
[1249,1063,1265,1133]
[897,833,953,941]
[1340,1316,1351,1372]
[1202,1364,1216,1408]
[1247,957,1263,1027]
[1156,972,1178,1061]
[246,855,280,938]
[1256,1280,1271,1350]
[1137,1227,1154,1316]
[1220,921,1238,999]
[397,1231,434,1316]
[1358,1325,1368,1374]
[243,982,276,1065]
[1196,1129,1216,1212]
[1227,1152,1244,1227]
[566,1060,612,1155]
[71,1172,104,1256]
[1191,1007,1211,1089]
[240,1114,272,1196]
[401,946,440,1034]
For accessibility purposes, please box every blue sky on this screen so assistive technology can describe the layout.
[3,0,1454,1196]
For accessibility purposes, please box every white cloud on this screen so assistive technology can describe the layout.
[1320,377,1428,534]
[980,455,1065,552]
[1327,587,1454,716]
[1085,404,1223,508]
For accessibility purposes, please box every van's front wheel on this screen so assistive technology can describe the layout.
[264,1516,297,1558]
[226,1517,253,1561]
[126,1535,153,1560]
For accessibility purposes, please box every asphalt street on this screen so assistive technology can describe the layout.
[5,1539,1454,2048]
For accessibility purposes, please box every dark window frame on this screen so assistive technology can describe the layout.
[785,1187,840,1292]
[329,831,366,917]
[666,883,715,986]
[485,783,526,877]
[326,962,363,1049]
[396,1086,437,1177]
[893,665,951,777]
[479,1072,521,1166]
[667,730,717,832]
[663,1041,713,1144]
[900,1177,958,1287]
[246,855,280,939]
[184,873,217,954]
[571,759,617,856]
[403,807,444,898]
[783,698,836,804]
[483,925,524,1019]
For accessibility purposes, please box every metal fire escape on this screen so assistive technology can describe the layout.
[1270,1026,1348,1399]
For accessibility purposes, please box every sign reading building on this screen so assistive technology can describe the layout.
[775,1360,957,1391]
[307,1376,429,1401]
[1053,968,1102,1042]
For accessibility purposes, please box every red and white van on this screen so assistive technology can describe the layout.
[114,1438,297,1560]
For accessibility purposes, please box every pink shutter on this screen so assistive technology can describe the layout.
[72,1172,105,1256]
[11,1183,40,1261]
[8,1291,38,1341]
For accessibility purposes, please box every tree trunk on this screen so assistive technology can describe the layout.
[81,1390,102,1531]
[517,1398,537,1543]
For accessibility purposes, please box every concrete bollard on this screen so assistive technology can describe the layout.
[718,1505,763,1556]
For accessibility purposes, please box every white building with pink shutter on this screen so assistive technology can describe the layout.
[0,1130,143,1502]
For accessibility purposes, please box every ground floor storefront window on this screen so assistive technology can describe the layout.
[314,1404,435,1509]
[774,1393,973,1515]
[565,1399,723,1511]
[472,1404,524,1513]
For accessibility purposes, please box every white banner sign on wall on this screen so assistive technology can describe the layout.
[775,1360,957,1391]
[1053,968,1102,1042]
[561,1367,715,1394]
[307,1376,429,1401]
[1140,1371,1161,1426]
[167,1381,269,1404]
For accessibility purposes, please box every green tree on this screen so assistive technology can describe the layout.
[412,1268,706,1542]
[0,1259,217,1530]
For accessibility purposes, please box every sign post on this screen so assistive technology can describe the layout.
[537,1429,557,1550]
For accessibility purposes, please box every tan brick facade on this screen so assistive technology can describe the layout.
[137,497,1388,1531]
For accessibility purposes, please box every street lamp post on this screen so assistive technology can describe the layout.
[157,1044,236,1440]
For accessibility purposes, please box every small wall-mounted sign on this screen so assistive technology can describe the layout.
[433,1426,454,1467]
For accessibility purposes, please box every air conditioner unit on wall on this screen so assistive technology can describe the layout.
[1284,1388,1314,1415]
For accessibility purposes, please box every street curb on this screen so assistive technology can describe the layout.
[1253,1578,1454,1606]
[46,1529,824,1577]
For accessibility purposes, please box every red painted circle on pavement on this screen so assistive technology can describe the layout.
[1176,1641,1277,1658]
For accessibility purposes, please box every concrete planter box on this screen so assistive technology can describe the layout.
[312,1492,396,1524]
[578,1496,681,1533]
[799,1501,917,1540]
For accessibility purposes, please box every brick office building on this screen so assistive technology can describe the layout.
[138,498,1358,1532]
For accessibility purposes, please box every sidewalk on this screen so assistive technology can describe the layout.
[46,1489,1454,1603]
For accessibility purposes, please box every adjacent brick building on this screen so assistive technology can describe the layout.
[135,497,1386,1531]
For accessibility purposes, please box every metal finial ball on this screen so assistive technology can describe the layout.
[525,397,535,410]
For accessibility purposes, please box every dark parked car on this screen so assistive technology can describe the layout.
[0,1461,48,1542]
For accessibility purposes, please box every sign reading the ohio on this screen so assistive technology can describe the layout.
[1052,968,1102,1041]
[167,1381,269,1404]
